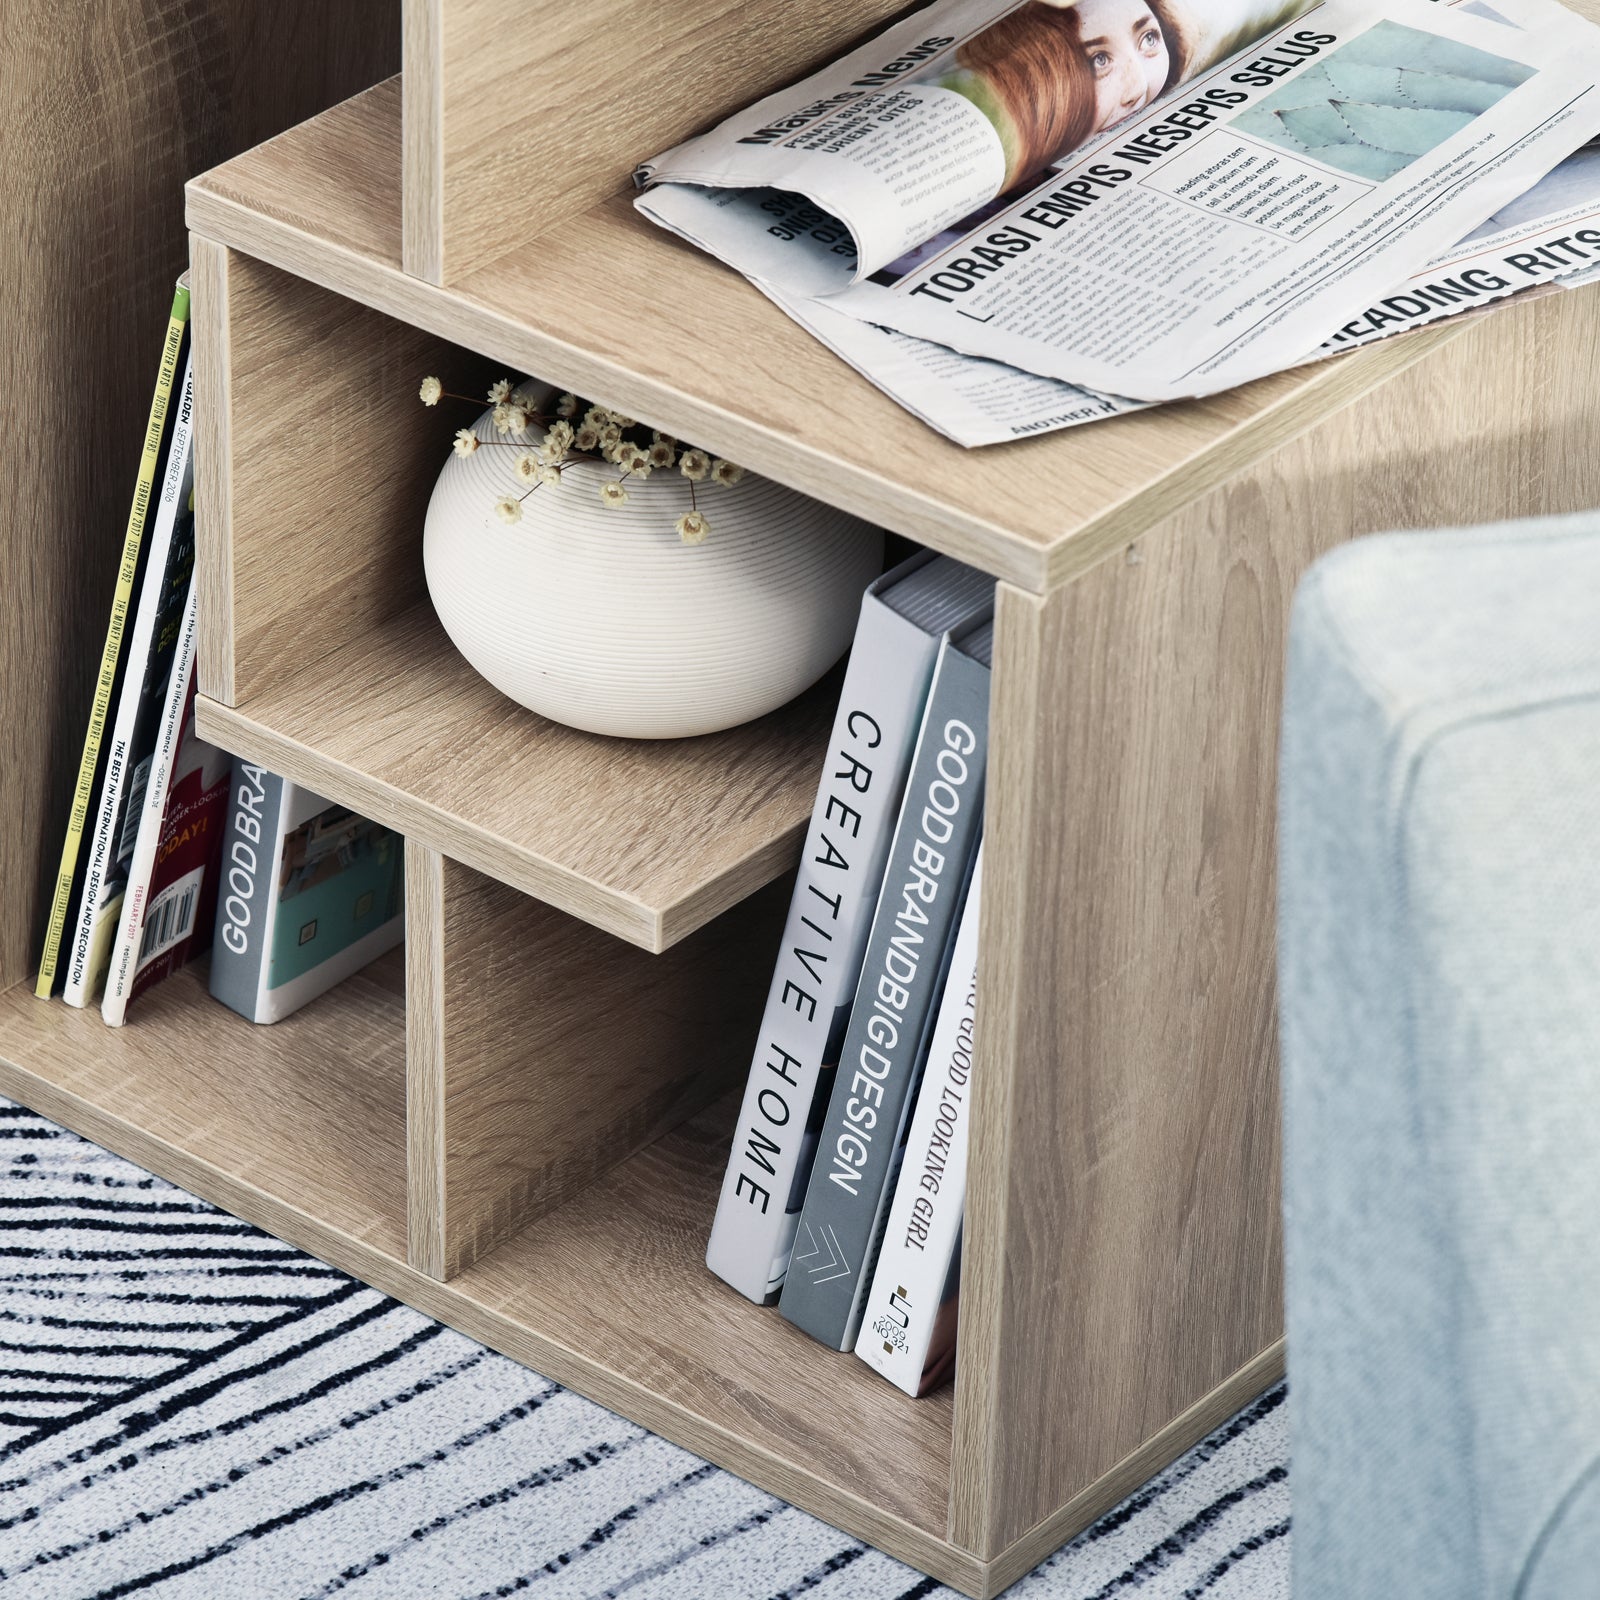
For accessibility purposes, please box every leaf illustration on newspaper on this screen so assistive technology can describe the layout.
[1317,60,1408,105]
[1390,67,1515,114]
[1274,102,1360,147]
[1334,100,1478,156]
[1232,20,1536,182]
[1337,24,1536,88]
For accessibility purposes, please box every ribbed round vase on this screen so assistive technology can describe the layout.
[422,403,883,739]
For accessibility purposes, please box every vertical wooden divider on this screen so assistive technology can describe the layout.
[191,244,499,710]
[405,841,794,1281]
[400,0,914,283]
[406,841,448,1273]
[948,550,1294,1573]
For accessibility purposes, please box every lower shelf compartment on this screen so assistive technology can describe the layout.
[437,1094,958,1558]
[0,958,408,1264]
[0,965,973,1589]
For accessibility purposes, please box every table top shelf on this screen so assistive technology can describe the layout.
[185,77,1460,595]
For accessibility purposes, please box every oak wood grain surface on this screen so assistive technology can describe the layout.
[192,241,500,706]
[196,604,840,951]
[403,0,916,284]
[185,78,1464,594]
[3,3,397,991]
[405,842,448,1277]
[0,960,406,1260]
[407,846,792,1278]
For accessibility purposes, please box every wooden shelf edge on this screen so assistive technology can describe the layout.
[0,1045,987,1596]
[1041,321,1465,590]
[981,1339,1287,1594]
[0,1027,406,1274]
[196,693,808,954]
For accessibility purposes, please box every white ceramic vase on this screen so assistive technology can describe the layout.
[423,400,883,739]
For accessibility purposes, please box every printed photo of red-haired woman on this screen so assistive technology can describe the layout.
[940,0,1184,189]
[871,0,1311,283]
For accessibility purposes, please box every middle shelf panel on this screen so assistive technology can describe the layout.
[196,605,836,953]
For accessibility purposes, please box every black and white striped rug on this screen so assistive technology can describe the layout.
[0,1098,1289,1597]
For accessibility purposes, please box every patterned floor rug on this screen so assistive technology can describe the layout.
[0,1098,1289,1598]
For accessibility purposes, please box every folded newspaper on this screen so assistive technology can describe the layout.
[637,0,1600,443]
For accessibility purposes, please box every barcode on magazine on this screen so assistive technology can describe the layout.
[137,865,205,971]
[117,756,152,867]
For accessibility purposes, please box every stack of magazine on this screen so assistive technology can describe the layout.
[637,0,1600,445]
[705,550,997,1397]
[34,280,404,1028]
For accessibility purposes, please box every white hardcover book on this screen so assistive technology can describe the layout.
[63,354,197,1007]
[855,843,982,1397]
[101,581,198,1027]
[706,552,993,1304]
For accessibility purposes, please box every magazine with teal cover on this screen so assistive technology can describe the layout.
[209,762,403,1023]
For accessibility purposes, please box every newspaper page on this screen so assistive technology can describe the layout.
[762,286,1147,445]
[637,0,1322,293]
[763,137,1600,445]
[1324,135,1600,343]
[639,0,1600,401]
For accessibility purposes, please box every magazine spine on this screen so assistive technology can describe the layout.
[62,348,197,1007]
[854,843,983,1396]
[34,282,190,998]
[705,558,944,1305]
[207,762,287,1022]
[779,639,990,1350]
[101,583,199,1026]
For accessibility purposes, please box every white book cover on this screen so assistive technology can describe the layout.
[855,842,982,1397]
[63,354,196,1007]
[705,551,993,1304]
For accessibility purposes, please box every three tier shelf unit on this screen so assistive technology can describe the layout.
[6,4,1600,1595]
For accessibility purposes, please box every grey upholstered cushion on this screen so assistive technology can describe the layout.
[1278,511,1600,1599]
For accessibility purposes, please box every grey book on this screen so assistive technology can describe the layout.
[779,617,993,1352]
[207,759,289,1023]
[704,551,994,1305]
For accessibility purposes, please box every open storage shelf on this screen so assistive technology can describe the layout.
[10,5,1600,1596]
[0,954,409,1268]
[439,1091,957,1544]
[191,238,841,953]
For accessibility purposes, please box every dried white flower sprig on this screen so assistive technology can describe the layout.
[420,375,745,543]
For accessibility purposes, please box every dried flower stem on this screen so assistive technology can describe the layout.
[424,375,743,542]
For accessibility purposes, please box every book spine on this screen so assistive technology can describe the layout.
[704,583,944,1305]
[855,843,982,1396]
[63,351,197,1008]
[779,642,990,1350]
[207,762,287,1022]
[35,282,190,998]
[101,583,199,1026]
